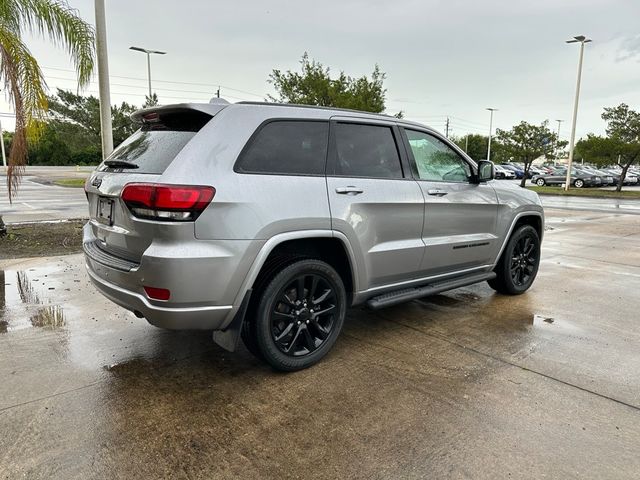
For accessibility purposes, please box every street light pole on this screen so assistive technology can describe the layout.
[94,0,113,158]
[564,35,591,191]
[130,46,166,99]
[146,52,152,97]
[486,108,497,161]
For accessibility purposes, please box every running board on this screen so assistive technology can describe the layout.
[366,272,496,310]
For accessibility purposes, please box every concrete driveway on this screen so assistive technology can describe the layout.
[1,207,639,479]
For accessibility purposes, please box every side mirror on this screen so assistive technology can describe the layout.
[476,160,494,183]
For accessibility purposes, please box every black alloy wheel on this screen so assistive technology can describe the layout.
[270,273,337,356]
[248,259,346,371]
[488,224,540,295]
[510,235,537,287]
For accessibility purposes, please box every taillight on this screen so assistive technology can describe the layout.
[121,183,215,221]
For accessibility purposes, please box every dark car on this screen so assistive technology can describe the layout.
[531,167,601,188]
[581,167,615,186]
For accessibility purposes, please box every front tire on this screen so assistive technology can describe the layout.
[574,179,584,188]
[246,259,347,371]
[488,225,540,295]
[535,178,546,186]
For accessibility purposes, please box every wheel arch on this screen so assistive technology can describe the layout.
[239,230,358,309]
[492,212,544,267]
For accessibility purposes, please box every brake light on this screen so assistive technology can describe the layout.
[121,183,215,221]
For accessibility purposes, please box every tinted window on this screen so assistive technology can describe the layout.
[236,121,329,175]
[333,123,403,178]
[405,130,471,182]
[98,130,196,174]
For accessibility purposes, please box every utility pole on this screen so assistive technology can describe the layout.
[216,87,220,98]
[465,134,469,153]
[445,117,450,138]
[555,119,563,164]
[564,35,591,191]
[486,108,497,161]
[0,119,6,170]
[94,0,113,158]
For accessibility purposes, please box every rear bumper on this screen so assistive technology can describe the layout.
[83,223,262,330]
[86,264,232,329]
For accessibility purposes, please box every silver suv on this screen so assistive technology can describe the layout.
[83,100,544,371]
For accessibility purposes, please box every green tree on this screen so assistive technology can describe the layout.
[453,134,489,161]
[587,103,640,192]
[268,53,396,115]
[495,121,560,187]
[143,93,159,107]
[21,88,138,166]
[1,0,94,201]
[47,88,137,147]
[575,134,639,192]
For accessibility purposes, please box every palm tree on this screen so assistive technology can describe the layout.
[1,0,94,210]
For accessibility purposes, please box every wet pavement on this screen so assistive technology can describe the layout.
[1,208,639,479]
[0,177,89,224]
[540,194,640,215]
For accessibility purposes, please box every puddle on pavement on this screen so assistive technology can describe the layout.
[0,268,66,333]
[30,305,65,328]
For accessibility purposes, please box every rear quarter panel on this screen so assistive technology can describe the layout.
[158,105,333,240]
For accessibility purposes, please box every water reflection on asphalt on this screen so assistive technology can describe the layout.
[0,267,66,333]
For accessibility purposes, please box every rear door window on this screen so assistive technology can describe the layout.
[332,123,403,179]
[235,120,329,175]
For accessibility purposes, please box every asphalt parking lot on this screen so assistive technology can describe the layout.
[1,207,639,479]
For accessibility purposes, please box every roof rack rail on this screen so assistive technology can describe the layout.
[235,101,395,118]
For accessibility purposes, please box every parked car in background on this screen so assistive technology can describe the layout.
[494,165,516,179]
[531,167,601,188]
[580,167,615,186]
[528,166,546,177]
[604,168,639,185]
[83,100,544,371]
[500,163,525,179]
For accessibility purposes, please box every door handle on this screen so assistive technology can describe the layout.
[335,186,364,195]
[427,189,448,196]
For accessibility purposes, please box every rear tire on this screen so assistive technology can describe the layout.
[244,259,346,371]
[574,179,584,188]
[535,178,546,186]
[488,225,540,295]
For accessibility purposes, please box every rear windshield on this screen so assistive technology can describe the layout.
[98,110,211,174]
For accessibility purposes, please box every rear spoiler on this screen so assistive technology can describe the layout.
[131,99,230,124]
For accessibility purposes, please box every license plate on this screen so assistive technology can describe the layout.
[97,197,115,226]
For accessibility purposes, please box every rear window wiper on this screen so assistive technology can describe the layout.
[103,160,139,169]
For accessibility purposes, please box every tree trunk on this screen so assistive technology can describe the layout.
[0,215,5,236]
[616,163,630,193]
[520,162,530,188]
[0,270,5,312]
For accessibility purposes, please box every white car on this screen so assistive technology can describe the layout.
[494,165,516,179]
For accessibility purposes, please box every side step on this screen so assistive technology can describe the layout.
[366,271,496,310]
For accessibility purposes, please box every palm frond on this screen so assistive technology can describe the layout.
[15,0,95,87]
[0,26,48,201]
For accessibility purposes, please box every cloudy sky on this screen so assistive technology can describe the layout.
[2,0,640,142]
